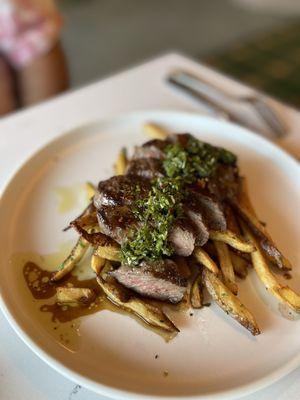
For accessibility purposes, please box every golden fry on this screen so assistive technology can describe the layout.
[72,222,114,247]
[51,237,89,282]
[190,273,202,309]
[143,123,168,140]
[56,287,95,306]
[224,205,241,234]
[209,230,255,253]
[96,275,178,333]
[64,201,97,232]
[91,250,106,275]
[194,247,219,274]
[241,222,300,313]
[203,269,260,336]
[85,181,96,200]
[230,251,248,279]
[214,241,238,295]
[232,178,292,270]
[95,244,121,261]
[114,147,128,175]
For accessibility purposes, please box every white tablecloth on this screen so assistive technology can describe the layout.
[1,52,299,400]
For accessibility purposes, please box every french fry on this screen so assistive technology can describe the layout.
[72,221,114,247]
[224,204,241,235]
[91,251,106,275]
[96,275,178,333]
[143,123,168,140]
[241,222,300,313]
[214,241,238,295]
[85,181,96,200]
[95,244,121,261]
[56,287,95,306]
[232,178,292,270]
[114,147,128,175]
[230,251,248,279]
[194,247,219,274]
[190,272,202,309]
[209,230,255,253]
[203,269,260,336]
[51,237,89,282]
[63,201,97,232]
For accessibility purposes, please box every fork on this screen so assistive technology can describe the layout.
[167,70,288,138]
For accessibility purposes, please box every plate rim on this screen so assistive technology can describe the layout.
[1,109,300,400]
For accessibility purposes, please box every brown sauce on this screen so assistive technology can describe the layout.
[22,260,177,342]
[24,261,108,323]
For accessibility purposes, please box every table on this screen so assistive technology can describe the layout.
[1,52,299,400]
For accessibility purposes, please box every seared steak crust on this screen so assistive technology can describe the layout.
[97,205,138,244]
[94,175,150,208]
[126,158,163,180]
[132,139,170,160]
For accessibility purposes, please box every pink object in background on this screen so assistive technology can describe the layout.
[0,0,62,68]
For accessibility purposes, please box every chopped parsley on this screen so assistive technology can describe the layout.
[121,135,236,266]
[121,177,184,266]
[163,136,236,181]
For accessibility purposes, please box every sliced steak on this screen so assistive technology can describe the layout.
[174,133,193,147]
[94,175,150,209]
[187,191,226,232]
[97,205,138,244]
[184,206,209,246]
[207,164,240,201]
[125,158,163,180]
[110,259,187,303]
[133,139,170,160]
[168,218,196,256]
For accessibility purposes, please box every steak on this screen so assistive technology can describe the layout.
[168,217,196,256]
[125,158,163,180]
[110,259,187,303]
[186,192,226,232]
[206,164,240,201]
[97,205,138,244]
[133,139,170,160]
[93,135,232,258]
[94,175,150,208]
[94,184,226,253]
[184,207,209,246]
[132,134,192,160]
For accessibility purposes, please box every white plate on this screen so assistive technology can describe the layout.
[1,111,300,400]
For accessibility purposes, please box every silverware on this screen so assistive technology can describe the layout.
[167,70,288,138]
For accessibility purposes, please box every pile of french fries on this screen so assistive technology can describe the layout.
[51,123,300,337]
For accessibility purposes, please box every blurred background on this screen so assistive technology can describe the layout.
[1,0,300,116]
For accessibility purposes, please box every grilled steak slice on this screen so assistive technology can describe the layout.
[94,175,150,209]
[207,164,240,201]
[125,158,163,180]
[187,192,226,232]
[175,133,193,147]
[133,139,170,160]
[184,207,209,246]
[110,259,187,303]
[97,205,138,244]
[168,218,196,256]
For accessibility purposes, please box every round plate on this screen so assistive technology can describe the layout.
[1,111,300,400]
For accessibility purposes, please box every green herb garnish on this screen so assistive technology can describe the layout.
[122,177,183,266]
[163,136,236,181]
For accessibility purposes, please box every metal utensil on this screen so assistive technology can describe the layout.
[168,70,288,138]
